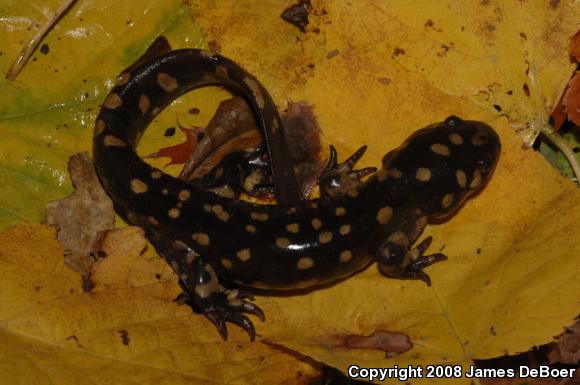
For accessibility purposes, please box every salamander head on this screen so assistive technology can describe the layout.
[381,116,501,218]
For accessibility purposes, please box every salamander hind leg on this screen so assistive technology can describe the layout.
[155,237,264,340]
[375,233,447,286]
[178,259,265,341]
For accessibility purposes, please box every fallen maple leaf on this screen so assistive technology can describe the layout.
[147,124,203,166]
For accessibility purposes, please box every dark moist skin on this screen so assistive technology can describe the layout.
[93,49,501,340]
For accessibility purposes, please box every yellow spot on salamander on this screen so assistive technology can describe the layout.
[376,206,393,225]
[387,231,409,247]
[157,72,178,92]
[150,170,162,179]
[116,72,130,85]
[416,167,432,182]
[276,237,290,248]
[221,258,233,269]
[431,143,451,156]
[339,250,352,263]
[339,224,351,235]
[178,190,191,201]
[388,168,403,178]
[236,248,251,261]
[297,257,314,270]
[456,169,467,188]
[103,93,123,109]
[211,204,230,222]
[470,169,482,188]
[103,135,127,147]
[138,94,150,114]
[311,218,322,230]
[441,194,454,208]
[335,207,346,216]
[286,223,300,233]
[245,224,257,234]
[318,231,333,244]
[168,208,180,219]
[209,186,236,198]
[192,232,210,246]
[250,212,269,221]
[94,119,105,135]
[130,179,148,194]
[449,133,463,145]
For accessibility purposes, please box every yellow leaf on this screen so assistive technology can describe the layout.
[1,0,580,384]
[0,224,318,384]
[0,0,194,228]
[189,0,580,381]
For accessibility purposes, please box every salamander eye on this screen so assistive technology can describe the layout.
[445,115,463,127]
[477,154,493,172]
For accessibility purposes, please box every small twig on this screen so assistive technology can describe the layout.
[541,125,580,183]
[5,0,78,81]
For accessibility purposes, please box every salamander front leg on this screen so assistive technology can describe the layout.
[375,234,447,286]
[178,258,265,340]
[319,145,377,199]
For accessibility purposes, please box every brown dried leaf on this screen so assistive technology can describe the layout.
[550,30,580,130]
[344,331,413,358]
[548,319,580,365]
[180,97,259,179]
[551,93,567,131]
[569,30,580,62]
[562,71,580,127]
[281,101,324,197]
[45,152,114,277]
[153,97,324,198]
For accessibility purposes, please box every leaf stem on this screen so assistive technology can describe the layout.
[5,0,78,81]
[541,125,580,183]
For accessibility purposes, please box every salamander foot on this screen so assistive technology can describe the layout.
[320,145,377,198]
[376,236,447,286]
[177,260,265,341]
[180,284,265,341]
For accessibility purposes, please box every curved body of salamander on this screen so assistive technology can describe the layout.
[93,49,501,340]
